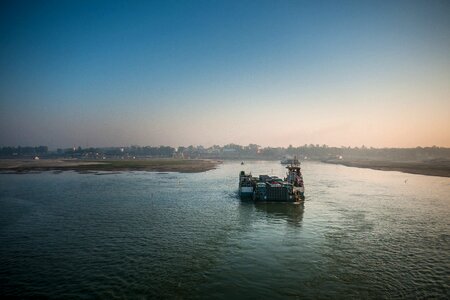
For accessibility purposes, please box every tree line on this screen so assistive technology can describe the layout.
[1,144,449,161]
[0,146,48,157]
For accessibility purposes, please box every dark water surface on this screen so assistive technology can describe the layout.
[0,161,449,299]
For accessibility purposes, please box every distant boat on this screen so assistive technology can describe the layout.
[281,157,299,165]
[241,161,244,165]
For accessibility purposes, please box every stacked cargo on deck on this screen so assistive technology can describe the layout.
[238,157,305,202]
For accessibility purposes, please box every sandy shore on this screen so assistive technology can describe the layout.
[0,159,221,174]
[323,158,450,178]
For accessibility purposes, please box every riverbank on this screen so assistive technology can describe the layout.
[323,158,450,177]
[0,158,221,174]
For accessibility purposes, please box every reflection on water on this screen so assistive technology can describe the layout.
[254,202,304,227]
[0,160,449,298]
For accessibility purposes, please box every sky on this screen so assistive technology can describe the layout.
[0,0,449,148]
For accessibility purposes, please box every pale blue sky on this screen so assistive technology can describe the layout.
[1,0,449,148]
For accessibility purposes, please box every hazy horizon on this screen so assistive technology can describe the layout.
[1,0,449,149]
[2,142,450,152]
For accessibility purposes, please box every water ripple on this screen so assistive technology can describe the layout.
[0,162,449,298]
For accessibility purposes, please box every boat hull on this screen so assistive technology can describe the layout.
[239,186,254,198]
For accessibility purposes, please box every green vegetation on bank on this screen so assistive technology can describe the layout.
[79,159,218,172]
[0,159,220,173]
[324,158,450,178]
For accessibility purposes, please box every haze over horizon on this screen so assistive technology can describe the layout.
[1,0,449,149]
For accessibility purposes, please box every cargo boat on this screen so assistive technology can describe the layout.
[239,158,305,202]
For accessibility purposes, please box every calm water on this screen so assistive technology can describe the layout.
[0,161,449,299]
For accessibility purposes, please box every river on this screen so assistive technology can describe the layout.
[0,161,449,298]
